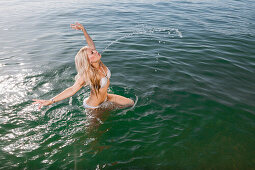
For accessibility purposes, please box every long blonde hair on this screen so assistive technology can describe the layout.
[75,46,102,96]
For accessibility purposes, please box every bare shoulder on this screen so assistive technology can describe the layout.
[75,75,87,87]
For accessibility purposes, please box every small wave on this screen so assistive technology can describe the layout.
[130,95,138,110]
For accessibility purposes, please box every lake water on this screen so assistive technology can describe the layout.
[0,0,255,169]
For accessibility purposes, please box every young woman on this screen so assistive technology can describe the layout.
[33,22,134,110]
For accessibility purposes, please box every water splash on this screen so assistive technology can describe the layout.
[101,25,183,54]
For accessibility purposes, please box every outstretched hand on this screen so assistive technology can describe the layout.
[70,22,84,31]
[32,99,52,110]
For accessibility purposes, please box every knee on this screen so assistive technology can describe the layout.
[129,98,134,106]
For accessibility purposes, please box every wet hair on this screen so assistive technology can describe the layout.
[74,46,102,96]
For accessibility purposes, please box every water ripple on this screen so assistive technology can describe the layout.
[1,0,255,169]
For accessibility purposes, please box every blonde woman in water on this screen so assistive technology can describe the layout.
[33,22,134,110]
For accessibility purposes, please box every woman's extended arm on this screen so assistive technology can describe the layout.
[32,76,86,110]
[71,22,96,49]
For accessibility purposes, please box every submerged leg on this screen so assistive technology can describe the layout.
[107,94,134,107]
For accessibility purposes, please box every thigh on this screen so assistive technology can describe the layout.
[107,94,134,106]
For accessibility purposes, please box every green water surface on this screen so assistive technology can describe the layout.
[0,0,254,169]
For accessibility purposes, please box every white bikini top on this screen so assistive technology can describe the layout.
[100,67,111,88]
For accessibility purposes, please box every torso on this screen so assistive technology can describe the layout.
[86,65,110,107]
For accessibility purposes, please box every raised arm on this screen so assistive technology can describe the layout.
[71,22,96,49]
[32,76,86,110]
